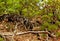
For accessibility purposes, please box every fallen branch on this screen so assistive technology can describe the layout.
[0,31,48,35]
[0,31,56,38]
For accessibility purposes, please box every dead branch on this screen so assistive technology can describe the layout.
[0,31,56,38]
[0,31,48,36]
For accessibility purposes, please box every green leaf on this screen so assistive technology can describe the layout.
[48,24,58,31]
[35,0,39,3]
[42,22,50,27]
[48,13,53,17]
[22,8,27,13]
[7,0,13,4]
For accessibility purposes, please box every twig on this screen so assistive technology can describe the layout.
[0,31,56,41]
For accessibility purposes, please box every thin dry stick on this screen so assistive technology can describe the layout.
[0,31,56,37]
[0,31,56,41]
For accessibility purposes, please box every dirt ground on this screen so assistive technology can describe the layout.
[0,15,60,41]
